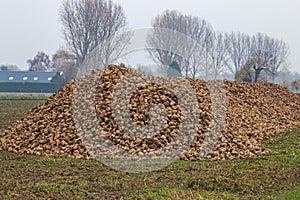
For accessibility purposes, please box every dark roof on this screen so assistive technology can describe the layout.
[0,71,61,83]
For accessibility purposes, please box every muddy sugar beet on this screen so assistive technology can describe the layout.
[0,64,299,161]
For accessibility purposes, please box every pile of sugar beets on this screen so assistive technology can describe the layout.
[0,64,299,161]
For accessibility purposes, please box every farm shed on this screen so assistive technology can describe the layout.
[0,71,62,93]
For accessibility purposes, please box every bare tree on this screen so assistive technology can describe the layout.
[266,38,289,82]
[27,52,51,71]
[185,16,214,78]
[250,33,289,82]
[52,49,77,71]
[227,32,290,82]
[147,10,213,78]
[147,10,187,68]
[225,32,251,76]
[60,0,130,66]
[250,33,272,82]
[203,32,229,80]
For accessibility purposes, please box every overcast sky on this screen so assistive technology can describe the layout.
[0,0,299,72]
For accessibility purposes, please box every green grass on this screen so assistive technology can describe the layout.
[0,96,48,100]
[270,185,300,200]
[0,99,299,199]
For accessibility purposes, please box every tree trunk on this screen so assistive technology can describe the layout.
[253,66,263,82]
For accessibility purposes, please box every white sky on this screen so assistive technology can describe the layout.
[0,0,299,72]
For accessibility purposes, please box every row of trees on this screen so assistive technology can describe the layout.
[59,0,290,82]
[147,10,290,81]
[26,0,291,84]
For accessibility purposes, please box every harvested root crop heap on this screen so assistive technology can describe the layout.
[0,64,299,161]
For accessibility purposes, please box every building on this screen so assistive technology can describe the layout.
[0,71,62,93]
